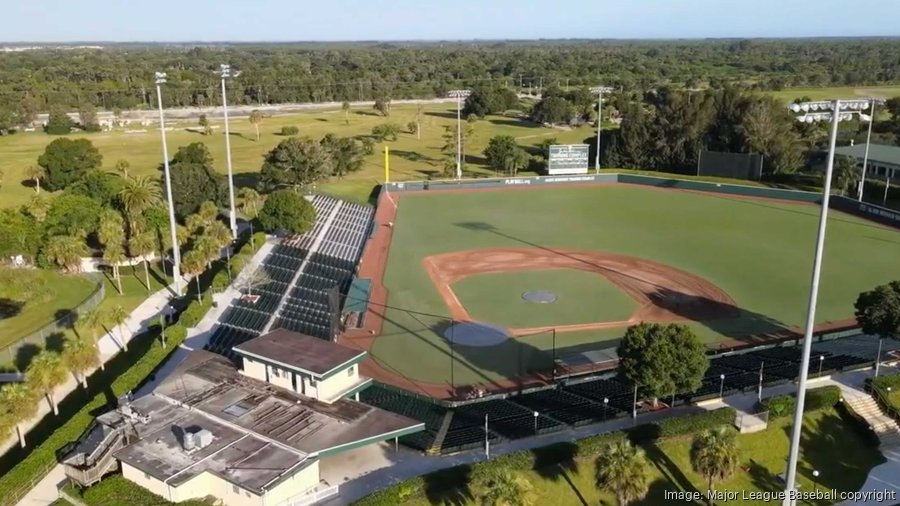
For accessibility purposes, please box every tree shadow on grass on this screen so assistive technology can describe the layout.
[424,111,458,120]
[392,150,439,164]
[0,298,23,319]
[643,443,704,501]
[422,464,473,505]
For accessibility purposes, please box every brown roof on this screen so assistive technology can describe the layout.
[233,328,365,377]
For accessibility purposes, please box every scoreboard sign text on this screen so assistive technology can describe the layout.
[547,144,590,175]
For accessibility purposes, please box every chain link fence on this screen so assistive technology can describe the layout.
[0,277,105,367]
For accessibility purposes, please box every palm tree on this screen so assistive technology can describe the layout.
[249,109,263,141]
[193,234,221,270]
[44,235,89,272]
[182,249,206,303]
[415,104,424,140]
[130,231,157,292]
[119,176,161,234]
[198,201,219,227]
[206,220,233,279]
[477,469,532,506]
[595,439,650,506]
[0,383,38,448]
[114,158,130,179]
[342,101,351,125]
[25,165,44,194]
[63,334,100,389]
[26,194,50,222]
[108,304,130,352]
[238,188,264,247]
[99,209,127,295]
[77,308,106,371]
[692,426,740,505]
[25,350,67,415]
[833,154,861,196]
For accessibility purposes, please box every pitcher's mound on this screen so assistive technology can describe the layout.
[443,321,510,347]
[522,290,558,303]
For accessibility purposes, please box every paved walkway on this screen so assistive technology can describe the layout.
[13,240,275,506]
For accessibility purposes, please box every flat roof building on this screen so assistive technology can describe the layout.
[834,143,900,182]
[63,331,424,506]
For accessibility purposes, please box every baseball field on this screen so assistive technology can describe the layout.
[350,183,900,393]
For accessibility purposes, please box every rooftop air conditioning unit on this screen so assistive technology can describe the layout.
[183,431,196,451]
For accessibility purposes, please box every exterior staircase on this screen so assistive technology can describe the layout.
[844,391,900,458]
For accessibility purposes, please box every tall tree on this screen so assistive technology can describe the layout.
[43,234,89,273]
[0,209,42,262]
[595,439,650,506]
[168,143,226,218]
[130,230,157,293]
[0,383,38,448]
[25,165,44,194]
[341,101,351,125]
[25,350,67,415]
[119,175,162,235]
[833,154,861,196]
[77,307,107,372]
[483,135,530,175]
[44,194,103,237]
[692,426,740,505]
[98,209,127,295]
[25,195,49,223]
[257,189,317,234]
[373,97,391,116]
[181,249,206,303]
[260,136,333,190]
[855,281,900,338]
[249,109,263,141]
[321,134,365,179]
[415,104,424,139]
[114,159,130,179]
[37,137,103,191]
[108,304,129,352]
[742,97,803,174]
[617,323,709,407]
[63,334,100,389]
[45,107,73,135]
[78,102,100,131]
[238,188,264,247]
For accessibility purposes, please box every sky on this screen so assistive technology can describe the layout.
[2,0,899,42]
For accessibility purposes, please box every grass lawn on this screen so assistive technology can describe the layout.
[0,103,590,208]
[371,184,900,385]
[56,475,213,506]
[0,268,96,349]
[452,269,637,328]
[397,407,882,506]
[766,85,900,103]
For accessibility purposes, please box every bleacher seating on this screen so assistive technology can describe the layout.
[450,399,564,439]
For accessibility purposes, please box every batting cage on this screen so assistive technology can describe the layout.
[697,150,764,180]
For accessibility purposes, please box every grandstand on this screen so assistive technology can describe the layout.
[205,194,375,359]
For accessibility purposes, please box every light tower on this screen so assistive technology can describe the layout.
[154,72,182,296]
[448,89,472,180]
[590,86,613,173]
[781,98,871,506]
[219,64,239,239]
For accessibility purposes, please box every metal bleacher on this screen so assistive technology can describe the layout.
[205,195,375,359]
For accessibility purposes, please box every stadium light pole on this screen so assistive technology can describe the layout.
[155,72,182,296]
[858,99,884,202]
[782,98,871,506]
[448,90,471,180]
[590,86,613,174]
[219,64,238,239]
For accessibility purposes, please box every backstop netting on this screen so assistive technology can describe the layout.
[697,150,764,180]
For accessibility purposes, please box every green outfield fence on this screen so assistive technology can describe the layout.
[0,276,105,366]
[383,173,900,228]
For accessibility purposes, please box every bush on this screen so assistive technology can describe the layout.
[211,271,229,292]
[45,108,74,135]
[178,299,209,328]
[655,407,735,438]
[258,189,317,234]
[280,126,299,136]
[872,373,900,392]
[762,385,842,418]
[165,325,187,343]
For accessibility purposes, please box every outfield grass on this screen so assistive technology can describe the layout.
[0,103,590,208]
[0,269,96,349]
[371,184,900,385]
[452,269,636,328]
[396,407,881,506]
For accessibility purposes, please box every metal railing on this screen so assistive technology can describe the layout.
[0,277,104,365]
[865,380,900,422]
[275,483,340,506]
[0,460,58,506]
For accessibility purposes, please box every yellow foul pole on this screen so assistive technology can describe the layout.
[384,145,390,183]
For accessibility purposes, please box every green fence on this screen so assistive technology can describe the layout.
[0,277,105,366]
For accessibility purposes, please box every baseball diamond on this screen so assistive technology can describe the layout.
[342,179,900,399]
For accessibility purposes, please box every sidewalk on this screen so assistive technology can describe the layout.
[14,239,275,506]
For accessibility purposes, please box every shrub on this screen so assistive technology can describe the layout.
[655,407,735,438]
[258,189,317,234]
[178,299,209,328]
[165,325,187,343]
[229,254,247,275]
[872,373,900,392]
[762,385,841,418]
[211,272,229,292]
[280,126,299,136]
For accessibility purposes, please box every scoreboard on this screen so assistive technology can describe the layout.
[547,144,590,175]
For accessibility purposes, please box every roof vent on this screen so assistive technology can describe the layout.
[183,431,196,451]
[196,429,214,449]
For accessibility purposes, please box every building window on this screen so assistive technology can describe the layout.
[232,485,240,494]
[272,367,281,378]
[348,366,355,377]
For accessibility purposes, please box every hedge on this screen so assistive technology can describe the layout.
[62,475,212,506]
[280,126,299,135]
[352,408,736,506]
[871,373,900,392]
[164,325,187,343]
[761,385,842,419]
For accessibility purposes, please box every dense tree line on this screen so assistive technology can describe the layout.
[0,38,899,124]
